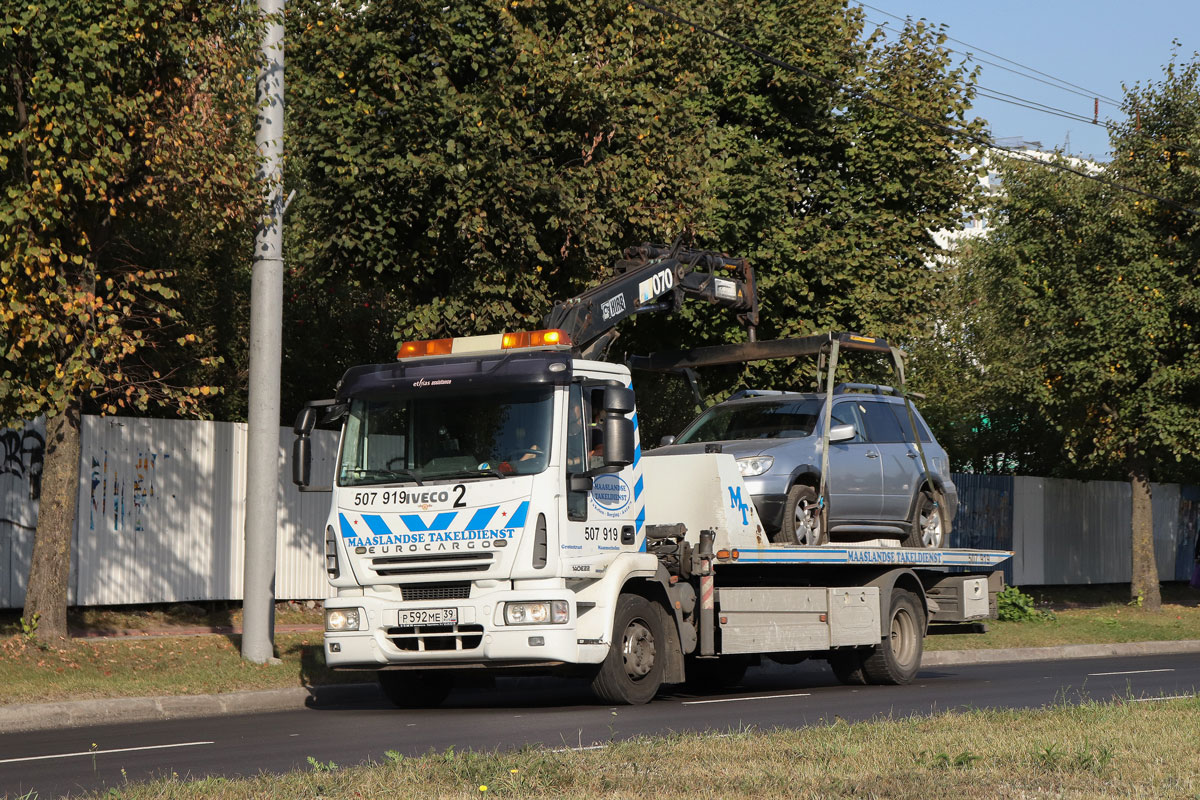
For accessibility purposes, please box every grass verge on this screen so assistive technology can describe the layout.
[42,697,1200,799]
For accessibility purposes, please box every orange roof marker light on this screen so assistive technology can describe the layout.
[397,329,573,360]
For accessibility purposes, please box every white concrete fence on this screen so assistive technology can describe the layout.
[2,416,1197,608]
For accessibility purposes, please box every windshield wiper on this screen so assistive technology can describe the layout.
[344,468,424,485]
[429,468,505,481]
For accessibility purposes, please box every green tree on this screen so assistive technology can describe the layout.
[0,0,259,640]
[283,0,985,411]
[947,54,1200,610]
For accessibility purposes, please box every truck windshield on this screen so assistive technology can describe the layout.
[676,398,822,443]
[338,386,554,486]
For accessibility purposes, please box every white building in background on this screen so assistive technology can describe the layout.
[933,138,1100,252]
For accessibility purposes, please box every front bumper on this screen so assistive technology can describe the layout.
[324,590,609,669]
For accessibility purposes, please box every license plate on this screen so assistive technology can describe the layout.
[397,607,457,626]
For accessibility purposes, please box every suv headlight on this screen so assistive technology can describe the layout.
[325,608,362,631]
[504,601,569,625]
[736,456,775,477]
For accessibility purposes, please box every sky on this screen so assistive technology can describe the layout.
[861,0,1200,161]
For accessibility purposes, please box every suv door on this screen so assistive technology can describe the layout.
[825,399,883,523]
[858,399,921,523]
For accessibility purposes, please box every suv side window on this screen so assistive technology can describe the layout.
[888,402,932,443]
[859,400,906,443]
[830,401,866,442]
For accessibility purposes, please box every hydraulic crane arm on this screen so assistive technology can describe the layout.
[542,242,760,360]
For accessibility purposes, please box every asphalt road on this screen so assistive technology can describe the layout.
[2,652,1197,798]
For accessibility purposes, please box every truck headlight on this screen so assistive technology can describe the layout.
[736,455,774,477]
[504,601,569,625]
[325,608,362,631]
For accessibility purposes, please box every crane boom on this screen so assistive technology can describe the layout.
[542,243,759,359]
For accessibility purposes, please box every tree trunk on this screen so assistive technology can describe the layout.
[1129,466,1161,612]
[23,402,82,642]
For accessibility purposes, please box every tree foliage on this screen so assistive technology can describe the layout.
[0,0,260,638]
[0,0,259,423]
[283,0,985,414]
[937,53,1200,609]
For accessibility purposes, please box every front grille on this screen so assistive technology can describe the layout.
[386,624,485,652]
[401,583,471,602]
[371,552,494,577]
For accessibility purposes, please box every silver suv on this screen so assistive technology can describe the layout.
[652,387,957,547]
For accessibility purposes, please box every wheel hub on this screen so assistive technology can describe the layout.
[622,620,655,679]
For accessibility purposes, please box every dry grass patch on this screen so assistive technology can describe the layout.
[54,698,1200,800]
[0,631,349,706]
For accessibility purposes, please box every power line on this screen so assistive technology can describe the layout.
[624,0,1200,220]
[857,2,1122,105]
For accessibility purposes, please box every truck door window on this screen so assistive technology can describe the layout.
[566,384,588,520]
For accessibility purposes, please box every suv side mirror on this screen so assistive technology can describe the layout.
[828,423,857,443]
[659,435,675,447]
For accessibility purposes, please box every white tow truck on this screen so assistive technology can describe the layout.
[292,244,1011,705]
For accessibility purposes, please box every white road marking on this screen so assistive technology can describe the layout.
[1129,694,1194,703]
[682,692,811,706]
[0,741,214,765]
[1088,668,1175,677]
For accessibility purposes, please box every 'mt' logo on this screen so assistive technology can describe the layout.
[728,486,749,525]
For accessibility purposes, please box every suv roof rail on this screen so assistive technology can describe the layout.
[835,382,894,395]
[833,383,927,400]
[727,389,803,400]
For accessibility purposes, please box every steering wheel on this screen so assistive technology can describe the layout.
[385,456,407,470]
[507,448,543,459]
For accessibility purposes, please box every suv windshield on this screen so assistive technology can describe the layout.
[338,386,554,486]
[676,398,823,444]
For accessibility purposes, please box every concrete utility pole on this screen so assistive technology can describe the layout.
[242,0,285,664]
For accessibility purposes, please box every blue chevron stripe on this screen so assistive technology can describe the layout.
[362,514,393,538]
[465,506,499,531]
[398,511,458,532]
[507,500,529,529]
[338,513,355,539]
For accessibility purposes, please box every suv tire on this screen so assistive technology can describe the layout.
[780,484,826,546]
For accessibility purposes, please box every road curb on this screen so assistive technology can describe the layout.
[922,638,1200,666]
[3,639,1199,734]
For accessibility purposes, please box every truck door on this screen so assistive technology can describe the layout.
[561,382,642,572]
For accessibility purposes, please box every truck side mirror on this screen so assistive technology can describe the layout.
[294,406,318,436]
[604,415,635,467]
[293,436,311,487]
[603,386,636,414]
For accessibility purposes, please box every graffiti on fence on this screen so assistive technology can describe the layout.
[0,425,45,500]
[90,450,164,533]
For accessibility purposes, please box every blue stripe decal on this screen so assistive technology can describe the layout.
[632,443,641,468]
[632,413,639,432]
[465,505,499,531]
[507,500,529,529]
[634,475,644,501]
[398,511,458,532]
[338,513,355,539]
[362,514,393,538]
[635,505,645,533]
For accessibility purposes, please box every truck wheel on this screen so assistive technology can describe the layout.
[378,670,454,708]
[904,491,944,548]
[780,485,826,546]
[828,649,869,685]
[861,588,924,685]
[591,594,665,705]
[685,654,750,690]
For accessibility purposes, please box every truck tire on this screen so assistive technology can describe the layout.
[591,593,665,705]
[378,670,454,708]
[685,654,750,691]
[904,491,944,548]
[780,484,826,546]
[860,588,924,685]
